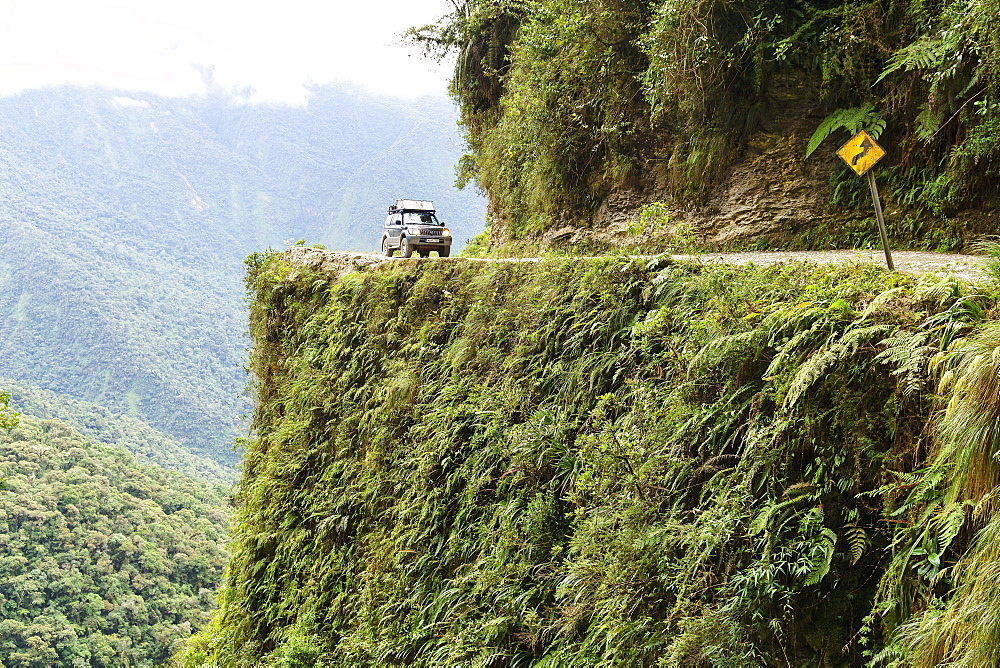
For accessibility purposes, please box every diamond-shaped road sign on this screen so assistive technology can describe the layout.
[834,128,894,270]
[837,130,886,176]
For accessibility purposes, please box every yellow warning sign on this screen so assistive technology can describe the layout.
[837,130,886,176]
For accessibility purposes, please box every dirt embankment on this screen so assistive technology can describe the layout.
[527,72,999,252]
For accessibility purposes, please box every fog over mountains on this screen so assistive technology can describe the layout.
[0,83,486,466]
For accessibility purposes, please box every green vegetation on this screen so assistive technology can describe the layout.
[3,379,233,484]
[0,84,485,465]
[183,251,1000,665]
[0,391,19,430]
[0,415,228,666]
[413,0,1000,243]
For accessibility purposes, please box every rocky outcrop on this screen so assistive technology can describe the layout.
[537,73,856,250]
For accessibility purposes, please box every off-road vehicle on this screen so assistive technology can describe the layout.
[380,199,452,258]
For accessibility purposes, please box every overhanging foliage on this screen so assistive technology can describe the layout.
[420,0,1000,239]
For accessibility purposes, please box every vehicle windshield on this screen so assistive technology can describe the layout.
[402,211,442,226]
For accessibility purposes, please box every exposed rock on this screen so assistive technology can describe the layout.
[533,72,862,250]
[282,246,389,281]
[692,131,839,245]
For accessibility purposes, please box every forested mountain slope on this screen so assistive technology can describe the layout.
[2,379,232,483]
[0,84,485,465]
[184,248,1000,665]
[0,414,228,666]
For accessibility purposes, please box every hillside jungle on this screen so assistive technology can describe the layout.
[0,392,228,665]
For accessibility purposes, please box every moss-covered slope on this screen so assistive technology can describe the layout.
[193,251,1000,666]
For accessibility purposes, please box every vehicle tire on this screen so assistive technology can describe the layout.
[438,248,450,258]
[400,236,414,258]
[381,237,394,257]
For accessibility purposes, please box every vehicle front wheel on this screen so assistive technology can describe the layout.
[400,236,414,258]
[438,248,450,258]
[381,238,394,257]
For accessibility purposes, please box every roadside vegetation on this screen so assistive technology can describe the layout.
[411,0,1000,247]
[181,251,1000,665]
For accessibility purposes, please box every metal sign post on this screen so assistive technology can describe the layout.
[866,171,893,271]
[837,129,894,271]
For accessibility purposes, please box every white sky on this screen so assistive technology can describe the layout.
[0,0,455,103]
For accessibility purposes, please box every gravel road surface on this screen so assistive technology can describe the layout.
[284,247,990,283]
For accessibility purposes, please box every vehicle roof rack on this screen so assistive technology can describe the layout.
[390,199,435,213]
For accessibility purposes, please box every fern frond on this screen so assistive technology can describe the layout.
[750,494,814,535]
[688,329,767,375]
[764,315,830,379]
[806,103,886,158]
[803,527,838,586]
[783,324,893,407]
[858,287,908,321]
[913,274,964,306]
[841,324,896,348]
[878,35,957,82]
[933,501,970,552]
[844,525,868,566]
[783,481,819,499]
[875,329,935,397]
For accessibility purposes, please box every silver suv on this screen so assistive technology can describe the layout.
[380,199,453,258]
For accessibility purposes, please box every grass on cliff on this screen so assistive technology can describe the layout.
[181,252,1000,666]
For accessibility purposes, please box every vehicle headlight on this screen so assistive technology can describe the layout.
[405,226,421,235]
[443,229,451,237]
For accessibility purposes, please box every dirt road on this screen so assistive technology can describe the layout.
[285,247,990,283]
[677,250,987,282]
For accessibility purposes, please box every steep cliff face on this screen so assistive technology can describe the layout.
[538,73,841,251]
[183,249,1000,666]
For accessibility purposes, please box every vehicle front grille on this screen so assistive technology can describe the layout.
[422,229,445,236]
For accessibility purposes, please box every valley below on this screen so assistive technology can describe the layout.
[0,82,486,666]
